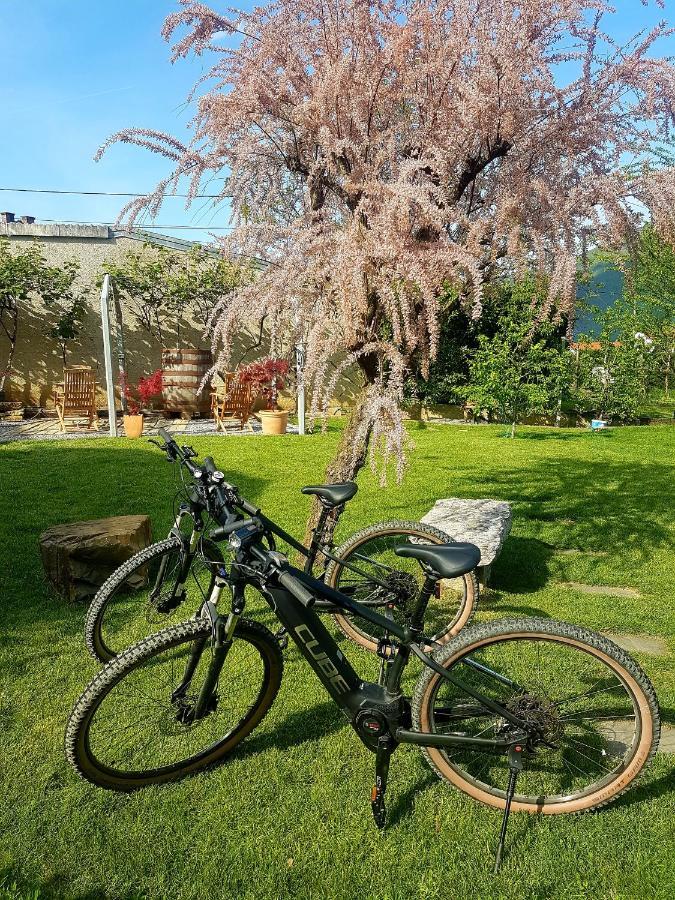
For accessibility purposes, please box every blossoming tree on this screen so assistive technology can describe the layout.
[99,0,675,522]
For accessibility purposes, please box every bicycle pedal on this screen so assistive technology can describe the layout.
[274,626,289,650]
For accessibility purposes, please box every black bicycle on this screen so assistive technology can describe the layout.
[67,434,660,871]
[85,429,477,662]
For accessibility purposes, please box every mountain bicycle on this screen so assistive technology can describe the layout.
[85,429,477,662]
[67,435,660,871]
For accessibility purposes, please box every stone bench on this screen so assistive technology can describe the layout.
[421,498,512,585]
[39,515,152,602]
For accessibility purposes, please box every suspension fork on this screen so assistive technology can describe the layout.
[153,512,202,603]
[191,574,245,720]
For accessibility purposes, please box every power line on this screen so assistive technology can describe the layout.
[35,219,234,230]
[0,186,228,199]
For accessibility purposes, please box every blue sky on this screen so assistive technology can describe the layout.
[0,1,673,245]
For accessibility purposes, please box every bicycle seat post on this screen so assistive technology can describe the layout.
[304,501,337,575]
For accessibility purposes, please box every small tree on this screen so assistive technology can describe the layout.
[121,369,164,415]
[43,260,88,365]
[238,357,289,409]
[626,226,675,398]
[573,297,659,422]
[465,282,569,436]
[103,243,249,349]
[0,239,84,393]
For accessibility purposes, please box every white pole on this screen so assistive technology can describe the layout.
[100,274,118,437]
[295,342,306,435]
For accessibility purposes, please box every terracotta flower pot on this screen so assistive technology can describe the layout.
[123,414,144,438]
[258,409,288,435]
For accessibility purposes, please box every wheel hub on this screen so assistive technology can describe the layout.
[506,692,563,745]
[156,693,218,731]
[385,571,419,608]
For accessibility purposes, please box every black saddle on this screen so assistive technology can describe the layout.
[395,542,481,579]
[301,481,358,507]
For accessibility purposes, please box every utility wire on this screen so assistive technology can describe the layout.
[33,218,234,230]
[0,186,228,199]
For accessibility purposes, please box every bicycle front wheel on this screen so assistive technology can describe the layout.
[325,521,478,652]
[67,617,283,790]
[85,537,223,663]
[412,618,660,813]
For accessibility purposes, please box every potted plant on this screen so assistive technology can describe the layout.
[238,357,290,434]
[121,369,163,437]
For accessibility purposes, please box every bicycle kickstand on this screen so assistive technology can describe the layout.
[493,743,524,874]
[370,737,394,829]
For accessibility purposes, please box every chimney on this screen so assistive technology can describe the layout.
[19,215,35,224]
[0,211,15,224]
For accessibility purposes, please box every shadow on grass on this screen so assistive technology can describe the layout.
[474,456,673,558]
[0,869,147,900]
[387,770,438,826]
[514,430,612,442]
[489,537,553,595]
[234,700,346,760]
[512,431,598,442]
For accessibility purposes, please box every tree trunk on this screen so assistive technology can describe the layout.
[302,395,374,550]
[0,335,17,394]
[510,420,516,438]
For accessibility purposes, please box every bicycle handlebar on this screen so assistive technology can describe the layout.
[153,431,315,606]
[277,569,316,608]
[154,427,260,526]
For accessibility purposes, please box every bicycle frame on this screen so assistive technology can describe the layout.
[165,497,397,614]
[201,557,528,756]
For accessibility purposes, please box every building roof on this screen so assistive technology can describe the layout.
[0,213,218,254]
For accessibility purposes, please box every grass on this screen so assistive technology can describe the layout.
[1,422,674,900]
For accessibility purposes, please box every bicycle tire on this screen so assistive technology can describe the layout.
[85,536,223,663]
[325,521,478,652]
[412,617,660,814]
[67,617,283,790]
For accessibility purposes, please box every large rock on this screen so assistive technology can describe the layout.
[421,499,512,584]
[39,515,152,602]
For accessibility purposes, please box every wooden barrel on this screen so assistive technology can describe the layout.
[161,348,212,417]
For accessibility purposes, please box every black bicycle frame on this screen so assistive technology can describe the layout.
[256,511,398,605]
[255,562,528,753]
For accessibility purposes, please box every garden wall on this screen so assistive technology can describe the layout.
[0,221,325,412]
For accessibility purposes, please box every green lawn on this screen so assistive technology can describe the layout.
[1,423,674,900]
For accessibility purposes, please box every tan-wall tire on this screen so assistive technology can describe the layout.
[325,521,479,653]
[412,618,660,814]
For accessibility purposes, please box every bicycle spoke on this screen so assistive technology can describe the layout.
[427,632,643,805]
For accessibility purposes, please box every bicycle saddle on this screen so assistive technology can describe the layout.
[301,481,358,507]
[395,542,481,578]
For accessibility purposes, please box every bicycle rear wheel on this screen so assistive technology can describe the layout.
[325,521,478,651]
[67,617,283,790]
[85,537,223,663]
[412,618,660,813]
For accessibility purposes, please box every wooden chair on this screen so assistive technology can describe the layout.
[213,381,255,432]
[54,366,99,432]
[210,372,236,428]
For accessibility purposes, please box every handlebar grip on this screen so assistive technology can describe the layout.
[239,497,260,516]
[278,570,316,608]
[158,427,175,447]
